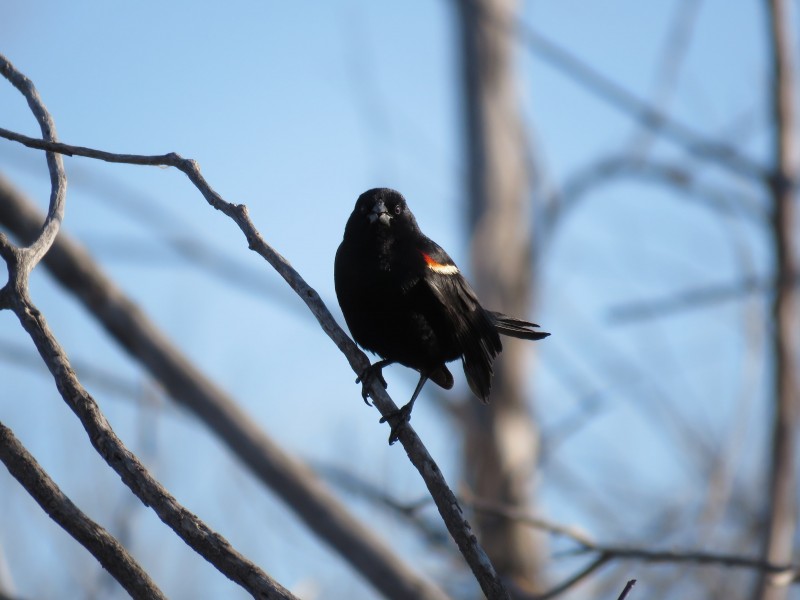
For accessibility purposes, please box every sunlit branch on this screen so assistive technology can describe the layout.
[0,422,167,600]
[0,115,508,599]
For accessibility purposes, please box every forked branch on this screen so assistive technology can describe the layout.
[0,53,505,598]
[0,52,297,600]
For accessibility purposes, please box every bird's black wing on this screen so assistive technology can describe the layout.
[410,238,501,401]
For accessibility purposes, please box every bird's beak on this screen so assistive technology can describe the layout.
[368,200,392,226]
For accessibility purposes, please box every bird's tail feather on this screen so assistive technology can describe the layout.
[490,311,550,340]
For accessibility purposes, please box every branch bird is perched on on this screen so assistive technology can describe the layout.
[335,188,549,444]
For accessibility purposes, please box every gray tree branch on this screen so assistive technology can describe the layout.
[0,59,505,595]
[0,421,166,600]
[5,287,299,600]
[467,497,799,584]
[0,52,298,600]
[0,173,450,600]
[0,53,65,268]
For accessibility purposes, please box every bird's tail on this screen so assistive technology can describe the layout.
[490,311,550,340]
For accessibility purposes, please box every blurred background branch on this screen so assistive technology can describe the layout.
[755,1,799,599]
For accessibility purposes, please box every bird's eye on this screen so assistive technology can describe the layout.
[393,204,402,215]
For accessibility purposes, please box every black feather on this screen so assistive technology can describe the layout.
[490,312,550,341]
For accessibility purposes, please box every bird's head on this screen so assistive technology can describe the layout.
[345,188,419,240]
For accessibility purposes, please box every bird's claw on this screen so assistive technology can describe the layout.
[379,404,412,445]
[356,364,388,406]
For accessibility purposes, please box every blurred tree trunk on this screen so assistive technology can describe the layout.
[756,0,799,599]
[455,0,544,594]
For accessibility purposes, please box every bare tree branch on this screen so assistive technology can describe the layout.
[756,1,800,598]
[0,52,299,600]
[0,81,505,596]
[0,422,166,600]
[467,498,800,581]
[3,262,299,598]
[326,466,800,595]
[616,579,637,600]
[0,174,451,600]
[0,54,65,268]
[533,555,610,600]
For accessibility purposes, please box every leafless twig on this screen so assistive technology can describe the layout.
[0,56,505,598]
[616,579,637,600]
[0,54,65,268]
[533,555,610,600]
[468,497,799,581]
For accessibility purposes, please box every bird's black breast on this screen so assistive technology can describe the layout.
[335,235,459,370]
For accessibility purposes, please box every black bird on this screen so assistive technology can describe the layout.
[335,188,549,443]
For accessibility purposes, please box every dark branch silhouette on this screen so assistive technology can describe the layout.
[616,579,637,600]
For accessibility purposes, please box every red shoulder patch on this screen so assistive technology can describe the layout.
[420,251,459,275]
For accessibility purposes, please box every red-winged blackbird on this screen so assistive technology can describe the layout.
[335,188,549,443]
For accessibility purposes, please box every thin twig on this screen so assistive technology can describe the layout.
[533,554,610,600]
[468,498,800,581]
[466,495,596,547]
[568,545,797,580]
[0,55,65,268]
[0,422,166,600]
[616,579,637,600]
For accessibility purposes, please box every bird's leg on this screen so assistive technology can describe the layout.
[380,372,429,445]
[356,359,393,405]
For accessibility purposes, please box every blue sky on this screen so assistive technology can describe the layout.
[0,2,786,598]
